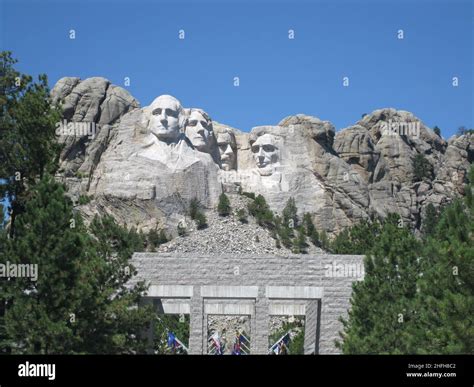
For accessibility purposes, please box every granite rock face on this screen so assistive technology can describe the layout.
[51,77,140,190]
[52,77,473,236]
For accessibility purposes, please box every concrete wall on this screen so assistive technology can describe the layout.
[130,253,364,354]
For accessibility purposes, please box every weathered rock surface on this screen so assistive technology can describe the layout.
[52,77,473,239]
[156,194,325,255]
[51,76,140,181]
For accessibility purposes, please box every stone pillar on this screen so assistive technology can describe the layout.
[202,313,209,354]
[304,300,321,354]
[140,297,155,354]
[251,286,269,354]
[189,286,204,354]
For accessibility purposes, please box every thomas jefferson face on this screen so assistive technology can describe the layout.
[148,95,182,142]
[185,110,212,152]
[251,133,280,176]
[217,132,236,171]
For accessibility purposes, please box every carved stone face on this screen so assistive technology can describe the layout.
[185,110,212,152]
[148,95,182,143]
[217,132,236,171]
[251,134,279,175]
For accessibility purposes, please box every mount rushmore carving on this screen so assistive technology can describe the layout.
[51,77,473,236]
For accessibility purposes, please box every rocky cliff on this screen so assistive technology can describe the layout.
[51,77,473,237]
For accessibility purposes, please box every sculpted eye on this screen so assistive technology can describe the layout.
[251,145,260,153]
[166,108,178,118]
[152,108,162,115]
[188,120,198,127]
[263,145,275,152]
[200,121,208,129]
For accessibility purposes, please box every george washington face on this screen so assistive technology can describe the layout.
[148,95,183,143]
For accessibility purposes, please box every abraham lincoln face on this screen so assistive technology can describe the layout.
[251,133,280,176]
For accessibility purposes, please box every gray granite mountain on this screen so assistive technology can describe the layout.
[51,77,473,236]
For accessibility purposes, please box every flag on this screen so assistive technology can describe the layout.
[210,332,221,353]
[167,332,176,348]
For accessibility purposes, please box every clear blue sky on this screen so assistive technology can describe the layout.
[1,0,472,138]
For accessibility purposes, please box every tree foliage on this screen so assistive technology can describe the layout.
[0,51,62,238]
[217,192,231,217]
[0,176,153,354]
[339,168,474,354]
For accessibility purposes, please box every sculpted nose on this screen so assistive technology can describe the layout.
[159,112,167,123]
[224,145,233,155]
[197,127,205,136]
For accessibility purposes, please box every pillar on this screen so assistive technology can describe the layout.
[251,286,269,354]
[189,286,204,354]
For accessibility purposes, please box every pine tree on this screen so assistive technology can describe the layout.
[411,167,474,354]
[346,219,381,254]
[412,154,433,182]
[282,197,298,229]
[319,230,330,251]
[159,230,168,244]
[433,126,441,137]
[331,219,381,254]
[189,198,200,220]
[148,228,168,250]
[217,193,231,216]
[302,213,319,246]
[422,203,438,239]
[274,215,291,249]
[247,194,274,228]
[292,227,307,254]
[86,215,153,353]
[0,176,154,354]
[194,212,208,230]
[0,52,61,238]
[337,214,422,354]
[330,229,352,254]
[188,198,207,230]
[236,209,247,223]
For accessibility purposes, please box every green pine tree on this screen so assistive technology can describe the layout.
[330,229,352,254]
[217,193,231,216]
[292,227,308,254]
[422,203,438,239]
[194,212,208,230]
[331,219,381,254]
[337,214,422,354]
[412,154,433,182]
[411,167,474,354]
[302,213,319,246]
[189,198,200,220]
[148,228,168,250]
[0,176,153,354]
[247,194,274,228]
[282,197,298,229]
[319,230,330,251]
[236,209,248,223]
[0,52,61,238]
